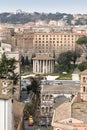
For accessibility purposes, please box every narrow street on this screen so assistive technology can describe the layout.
[24,120,53,130]
[24,120,37,130]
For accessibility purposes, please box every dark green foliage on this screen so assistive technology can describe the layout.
[76,36,87,46]
[78,62,87,71]
[30,78,41,95]
[21,56,25,66]
[76,36,87,59]
[0,12,73,24]
[26,78,41,95]
[0,53,19,85]
[57,51,79,72]
[25,56,30,65]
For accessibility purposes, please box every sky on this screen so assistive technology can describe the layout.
[0,0,87,14]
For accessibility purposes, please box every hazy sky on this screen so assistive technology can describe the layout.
[0,0,87,14]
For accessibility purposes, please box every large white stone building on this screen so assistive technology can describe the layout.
[0,80,14,130]
[32,53,55,74]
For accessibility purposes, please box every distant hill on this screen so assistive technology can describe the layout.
[0,11,87,25]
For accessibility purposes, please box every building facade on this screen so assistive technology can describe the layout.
[33,32,77,57]
[0,80,14,130]
[5,30,83,59]
[33,53,55,74]
[52,69,87,130]
[80,70,87,101]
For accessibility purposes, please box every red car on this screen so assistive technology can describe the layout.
[28,122,34,126]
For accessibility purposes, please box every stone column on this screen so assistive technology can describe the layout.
[38,60,40,73]
[46,60,47,73]
[48,60,49,73]
[33,60,34,73]
[49,60,50,73]
[40,60,41,74]
[51,60,53,73]
[37,60,39,73]
[51,60,52,73]
[35,60,37,73]
[43,60,44,74]
[49,60,51,73]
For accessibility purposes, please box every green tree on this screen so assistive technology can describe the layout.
[21,56,25,66]
[30,78,41,96]
[57,51,79,72]
[58,51,73,67]
[0,53,19,85]
[25,56,30,65]
[76,36,87,46]
[76,36,87,59]
[78,62,87,71]
[30,78,41,122]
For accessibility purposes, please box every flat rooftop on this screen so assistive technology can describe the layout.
[42,84,80,94]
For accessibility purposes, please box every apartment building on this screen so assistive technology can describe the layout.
[5,31,34,53]
[33,32,76,58]
[5,30,87,59]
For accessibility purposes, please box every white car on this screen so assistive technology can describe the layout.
[23,98,30,104]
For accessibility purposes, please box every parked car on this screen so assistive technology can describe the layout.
[39,121,51,127]
[23,115,28,120]
[46,121,51,126]
[23,98,30,104]
[28,122,34,126]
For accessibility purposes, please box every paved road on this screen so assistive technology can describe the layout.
[24,120,37,130]
[41,80,80,86]
[24,120,52,130]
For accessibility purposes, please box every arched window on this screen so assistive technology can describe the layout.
[83,77,86,82]
[49,107,53,113]
[46,107,49,113]
[42,95,45,100]
[41,107,44,113]
[46,95,49,100]
[83,86,85,92]
[50,95,53,99]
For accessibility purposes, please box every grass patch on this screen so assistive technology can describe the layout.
[21,72,31,76]
[56,73,72,80]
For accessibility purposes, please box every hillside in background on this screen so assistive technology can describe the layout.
[0,11,87,25]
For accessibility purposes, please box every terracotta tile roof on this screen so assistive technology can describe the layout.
[13,100,25,130]
[72,102,87,123]
[54,102,71,122]
[53,101,87,125]
[42,84,80,94]
[81,69,87,75]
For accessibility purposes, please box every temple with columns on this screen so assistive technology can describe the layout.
[32,53,55,74]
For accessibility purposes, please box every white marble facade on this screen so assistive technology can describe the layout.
[33,54,55,74]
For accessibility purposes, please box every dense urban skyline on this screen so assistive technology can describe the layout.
[0,0,87,14]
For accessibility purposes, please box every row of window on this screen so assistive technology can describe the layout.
[35,35,75,38]
[35,47,73,51]
[35,40,75,43]
[35,44,74,46]
[35,37,75,40]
